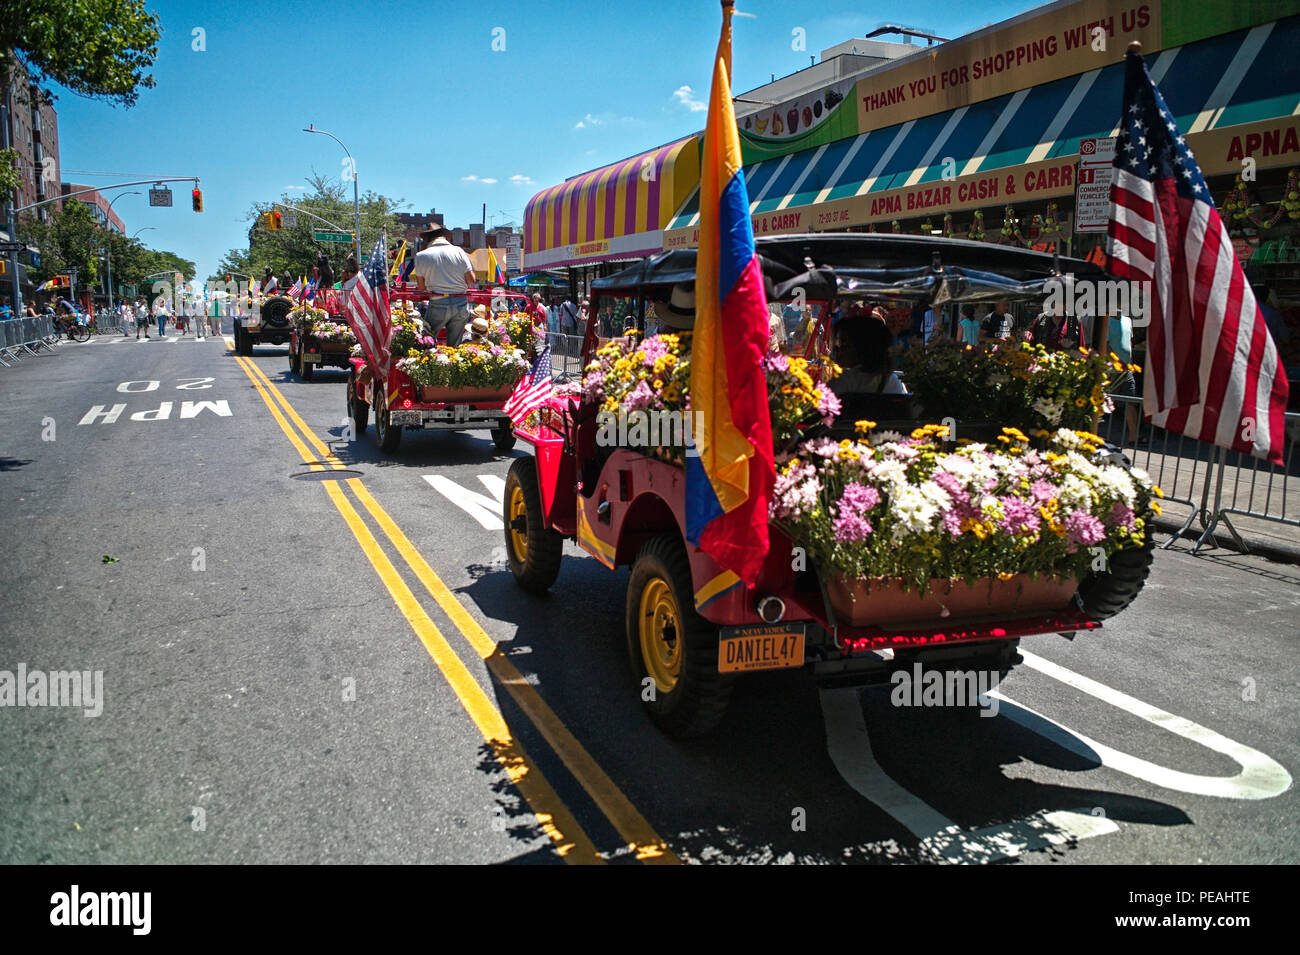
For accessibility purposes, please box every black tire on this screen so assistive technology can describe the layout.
[504,456,564,594]
[492,427,516,452]
[300,353,314,380]
[1077,537,1156,620]
[625,535,733,738]
[289,343,299,374]
[70,324,90,343]
[238,328,253,356]
[348,371,368,435]
[373,380,401,453]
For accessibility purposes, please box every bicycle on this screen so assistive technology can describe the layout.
[57,315,90,343]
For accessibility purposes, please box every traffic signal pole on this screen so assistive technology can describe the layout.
[11,177,201,315]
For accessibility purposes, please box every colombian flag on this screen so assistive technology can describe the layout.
[488,247,506,285]
[686,0,774,585]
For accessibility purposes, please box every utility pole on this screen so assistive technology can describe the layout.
[2,77,21,316]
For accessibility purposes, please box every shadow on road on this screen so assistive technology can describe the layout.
[453,558,1188,864]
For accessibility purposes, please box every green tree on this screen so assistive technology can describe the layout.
[1,2,161,106]
[0,147,18,198]
[217,173,405,284]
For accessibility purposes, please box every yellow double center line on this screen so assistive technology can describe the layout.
[232,354,678,865]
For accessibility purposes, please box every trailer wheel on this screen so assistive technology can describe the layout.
[504,456,563,594]
[288,343,299,375]
[238,328,253,356]
[491,427,516,452]
[626,535,733,738]
[301,354,314,381]
[373,380,401,452]
[1077,536,1155,620]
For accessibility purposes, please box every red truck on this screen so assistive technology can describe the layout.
[503,234,1155,737]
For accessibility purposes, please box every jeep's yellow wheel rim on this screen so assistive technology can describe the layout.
[639,578,682,694]
[509,485,529,562]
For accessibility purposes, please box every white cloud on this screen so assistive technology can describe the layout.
[673,85,706,111]
[285,185,305,191]
[509,174,533,185]
[462,174,497,184]
[574,112,603,129]
[481,178,498,184]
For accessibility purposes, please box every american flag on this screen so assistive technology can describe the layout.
[1107,47,1289,465]
[288,277,303,299]
[503,344,553,424]
[345,236,392,382]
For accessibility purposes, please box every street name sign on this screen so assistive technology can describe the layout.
[314,231,354,243]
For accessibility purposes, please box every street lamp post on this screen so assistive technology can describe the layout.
[303,125,361,265]
[131,226,156,240]
[103,191,141,313]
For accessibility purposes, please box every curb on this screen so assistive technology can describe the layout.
[1153,514,1300,565]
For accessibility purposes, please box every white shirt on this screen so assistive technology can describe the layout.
[412,238,474,294]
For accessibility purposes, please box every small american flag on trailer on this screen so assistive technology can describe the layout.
[503,344,553,424]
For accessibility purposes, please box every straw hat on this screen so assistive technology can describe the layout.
[470,316,490,338]
[659,283,696,329]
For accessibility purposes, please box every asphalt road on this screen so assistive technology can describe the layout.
[1,331,1297,865]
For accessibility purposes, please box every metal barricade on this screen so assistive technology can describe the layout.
[1199,413,1300,550]
[0,315,64,367]
[1097,392,1300,553]
[547,332,586,381]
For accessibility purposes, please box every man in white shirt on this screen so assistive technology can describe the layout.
[412,224,476,346]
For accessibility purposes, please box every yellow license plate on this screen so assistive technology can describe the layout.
[718,624,806,674]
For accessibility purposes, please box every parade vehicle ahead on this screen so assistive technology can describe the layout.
[504,233,1160,737]
[233,285,294,356]
[347,287,538,453]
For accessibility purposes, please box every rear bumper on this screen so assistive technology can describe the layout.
[390,407,511,429]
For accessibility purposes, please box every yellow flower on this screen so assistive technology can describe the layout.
[854,419,877,436]
[1150,501,1163,516]
[1075,397,1087,407]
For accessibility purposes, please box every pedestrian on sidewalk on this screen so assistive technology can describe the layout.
[136,299,150,338]
[155,298,169,338]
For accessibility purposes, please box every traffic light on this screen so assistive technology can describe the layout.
[272,210,282,231]
[192,188,203,213]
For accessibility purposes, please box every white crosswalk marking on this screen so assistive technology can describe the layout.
[423,475,505,530]
[819,687,1118,863]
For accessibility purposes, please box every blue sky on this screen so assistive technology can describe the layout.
[51,0,1045,281]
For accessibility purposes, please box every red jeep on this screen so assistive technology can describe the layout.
[347,287,535,453]
[503,234,1154,737]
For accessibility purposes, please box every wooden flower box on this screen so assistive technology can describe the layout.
[825,573,1079,628]
[417,384,515,403]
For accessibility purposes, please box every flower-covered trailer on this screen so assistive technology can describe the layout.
[504,233,1160,737]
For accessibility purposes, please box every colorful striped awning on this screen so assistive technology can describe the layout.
[523,136,700,270]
